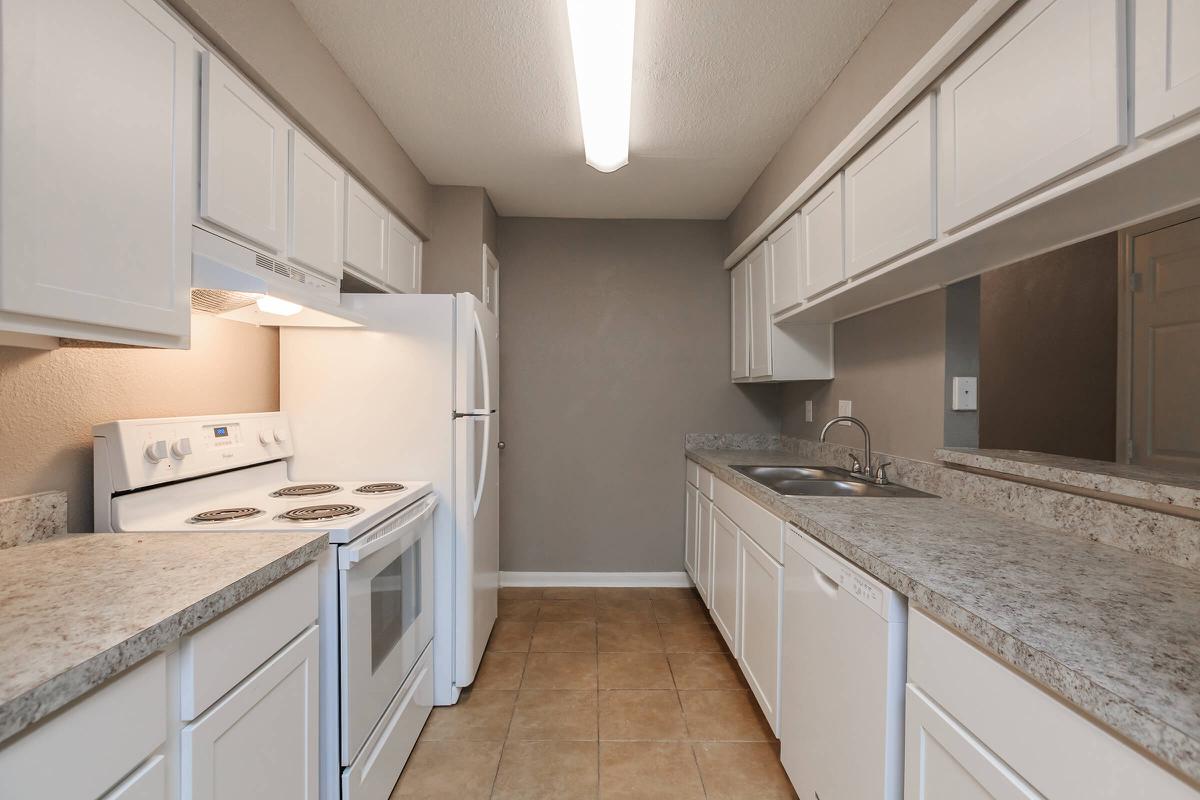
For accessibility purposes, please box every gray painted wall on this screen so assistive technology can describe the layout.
[944,278,980,448]
[780,291,947,462]
[727,0,973,248]
[497,219,779,572]
[423,186,497,299]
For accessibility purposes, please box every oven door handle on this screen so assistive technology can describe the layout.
[338,495,438,569]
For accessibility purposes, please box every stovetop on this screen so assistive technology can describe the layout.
[110,462,432,544]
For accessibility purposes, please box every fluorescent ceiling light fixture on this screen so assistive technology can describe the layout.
[566,0,635,173]
[255,295,303,317]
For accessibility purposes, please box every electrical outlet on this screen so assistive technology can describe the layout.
[838,400,852,424]
[804,400,813,423]
[952,377,978,411]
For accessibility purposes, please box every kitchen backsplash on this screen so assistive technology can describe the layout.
[0,491,66,550]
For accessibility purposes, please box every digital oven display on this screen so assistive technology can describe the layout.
[213,426,229,438]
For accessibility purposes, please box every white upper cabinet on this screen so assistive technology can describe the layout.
[730,261,751,380]
[747,244,772,378]
[844,95,936,278]
[288,130,344,280]
[387,213,423,293]
[0,0,194,344]
[1134,0,1200,136]
[344,176,389,284]
[801,174,845,298]
[937,0,1125,232]
[768,214,803,315]
[200,52,289,254]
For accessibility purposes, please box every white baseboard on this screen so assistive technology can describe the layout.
[499,571,693,588]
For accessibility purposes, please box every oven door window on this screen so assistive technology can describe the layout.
[370,538,421,672]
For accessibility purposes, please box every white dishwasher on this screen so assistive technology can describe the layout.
[781,524,907,800]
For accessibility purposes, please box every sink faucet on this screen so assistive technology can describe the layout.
[819,416,871,476]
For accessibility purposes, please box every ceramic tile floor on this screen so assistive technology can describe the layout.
[391,586,798,799]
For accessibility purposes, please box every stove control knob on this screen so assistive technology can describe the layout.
[273,428,288,444]
[171,437,193,459]
[144,440,169,463]
[259,430,272,446]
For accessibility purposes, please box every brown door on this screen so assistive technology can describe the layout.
[1130,216,1200,472]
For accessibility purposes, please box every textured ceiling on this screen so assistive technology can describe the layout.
[289,0,893,219]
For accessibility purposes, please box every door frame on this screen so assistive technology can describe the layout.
[1115,204,1200,463]
[481,244,500,317]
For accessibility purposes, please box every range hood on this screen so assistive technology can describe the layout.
[191,227,363,327]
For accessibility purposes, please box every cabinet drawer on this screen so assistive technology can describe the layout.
[936,0,1125,232]
[696,466,715,499]
[714,479,784,562]
[0,654,166,800]
[180,562,318,719]
[908,610,1199,799]
[844,94,936,277]
[686,459,700,488]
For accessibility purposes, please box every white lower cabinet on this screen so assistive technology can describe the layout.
[684,481,699,582]
[906,609,1200,800]
[737,532,782,734]
[696,495,713,607]
[709,506,741,653]
[183,625,319,800]
[103,755,167,800]
[0,564,320,800]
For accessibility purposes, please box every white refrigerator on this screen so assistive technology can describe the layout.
[280,292,499,706]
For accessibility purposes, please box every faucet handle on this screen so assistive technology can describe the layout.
[873,462,893,485]
[848,455,863,475]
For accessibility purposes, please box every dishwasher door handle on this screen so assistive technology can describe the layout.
[810,563,839,598]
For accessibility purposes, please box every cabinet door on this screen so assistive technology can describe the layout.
[768,214,803,314]
[288,130,343,280]
[747,244,772,378]
[845,95,936,278]
[183,626,319,800]
[710,507,740,654]
[344,176,389,284]
[738,533,782,734]
[103,755,167,800]
[387,214,423,293]
[904,686,1041,800]
[684,482,699,582]
[801,174,846,298]
[1134,0,1200,136]
[730,262,750,380]
[200,52,289,253]
[937,0,1125,232]
[0,0,194,339]
[696,497,713,607]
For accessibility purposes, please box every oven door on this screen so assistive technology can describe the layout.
[338,494,436,765]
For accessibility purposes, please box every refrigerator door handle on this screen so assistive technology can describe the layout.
[473,415,490,516]
[474,312,492,414]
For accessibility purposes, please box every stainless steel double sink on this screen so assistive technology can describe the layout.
[730,465,936,498]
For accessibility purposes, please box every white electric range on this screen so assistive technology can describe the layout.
[93,411,434,800]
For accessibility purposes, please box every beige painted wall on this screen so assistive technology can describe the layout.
[727,0,973,248]
[423,186,498,299]
[780,291,947,461]
[168,0,433,236]
[497,219,780,572]
[0,317,279,532]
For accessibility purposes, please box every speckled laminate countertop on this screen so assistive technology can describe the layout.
[687,446,1200,785]
[0,531,328,745]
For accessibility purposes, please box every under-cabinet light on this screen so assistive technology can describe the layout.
[256,296,303,317]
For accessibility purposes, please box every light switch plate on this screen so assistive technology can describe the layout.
[838,400,852,424]
[952,377,978,411]
[804,400,813,423]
